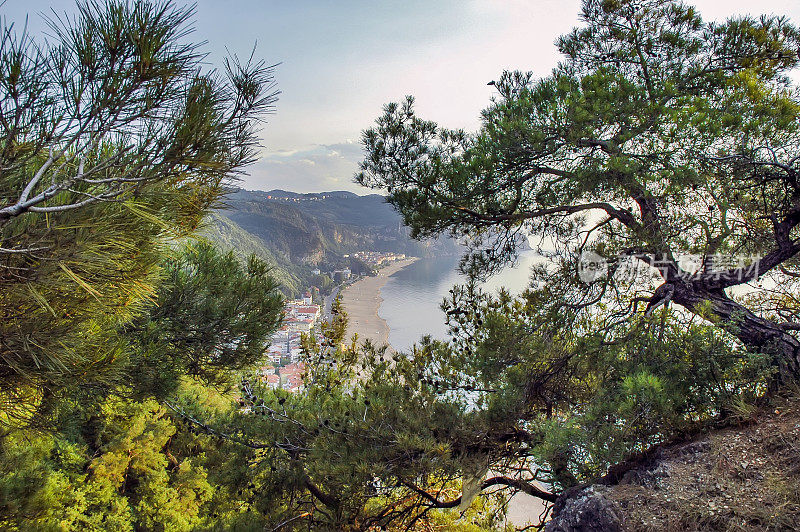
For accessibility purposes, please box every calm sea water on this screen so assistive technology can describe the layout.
[379,251,543,351]
[378,252,549,523]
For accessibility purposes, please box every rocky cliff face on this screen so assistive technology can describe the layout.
[219,188,460,266]
[545,394,800,531]
[546,486,623,532]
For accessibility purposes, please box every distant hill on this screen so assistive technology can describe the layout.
[203,188,460,296]
[200,212,306,295]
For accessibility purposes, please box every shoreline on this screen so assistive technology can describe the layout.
[339,257,418,349]
[339,256,542,526]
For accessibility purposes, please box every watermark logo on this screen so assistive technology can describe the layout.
[676,254,703,275]
[577,252,761,283]
[578,251,609,282]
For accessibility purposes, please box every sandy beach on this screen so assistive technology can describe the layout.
[339,257,417,349]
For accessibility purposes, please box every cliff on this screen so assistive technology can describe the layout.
[203,188,461,296]
[546,392,800,531]
[219,188,459,266]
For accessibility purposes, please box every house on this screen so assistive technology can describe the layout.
[258,365,275,376]
[280,362,306,392]
[332,268,352,282]
[284,376,304,392]
[294,305,320,321]
[286,318,313,333]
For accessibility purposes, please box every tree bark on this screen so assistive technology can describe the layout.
[670,281,800,381]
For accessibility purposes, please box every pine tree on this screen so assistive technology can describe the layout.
[0,0,277,422]
[126,241,285,397]
[360,0,800,382]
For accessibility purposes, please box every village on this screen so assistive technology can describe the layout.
[252,250,408,393]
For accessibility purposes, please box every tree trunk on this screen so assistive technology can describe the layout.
[671,282,800,382]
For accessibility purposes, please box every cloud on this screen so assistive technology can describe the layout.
[240,141,370,194]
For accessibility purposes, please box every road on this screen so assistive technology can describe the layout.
[322,285,342,322]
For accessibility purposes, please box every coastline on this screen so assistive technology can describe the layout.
[339,257,418,350]
[339,255,542,527]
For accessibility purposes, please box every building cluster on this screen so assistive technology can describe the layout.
[263,193,337,202]
[259,292,321,393]
[311,267,352,282]
[246,250,408,397]
[277,362,306,392]
[255,361,307,392]
[352,251,406,267]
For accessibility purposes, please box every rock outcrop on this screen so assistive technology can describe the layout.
[545,395,800,531]
[545,486,623,532]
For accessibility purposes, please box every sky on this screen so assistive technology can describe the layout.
[4,0,800,193]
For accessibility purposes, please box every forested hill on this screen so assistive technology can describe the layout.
[203,188,460,295]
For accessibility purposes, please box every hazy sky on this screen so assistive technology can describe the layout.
[4,0,800,193]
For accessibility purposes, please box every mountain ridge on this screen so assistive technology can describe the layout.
[204,187,461,296]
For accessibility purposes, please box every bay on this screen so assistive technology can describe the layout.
[378,251,544,351]
[377,250,550,525]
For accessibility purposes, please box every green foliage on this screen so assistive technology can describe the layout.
[127,241,284,396]
[0,233,287,525]
[0,396,214,531]
[145,300,534,530]
[311,273,335,295]
[354,0,800,519]
[0,0,276,423]
[359,0,800,377]
[202,211,306,296]
[6,0,800,530]
[0,1,305,530]
[429,280,772,487]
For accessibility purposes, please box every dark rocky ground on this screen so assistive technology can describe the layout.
[546,391,800,531]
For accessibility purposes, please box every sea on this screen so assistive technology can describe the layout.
[378,250,544,352]
[376,250,550,524]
